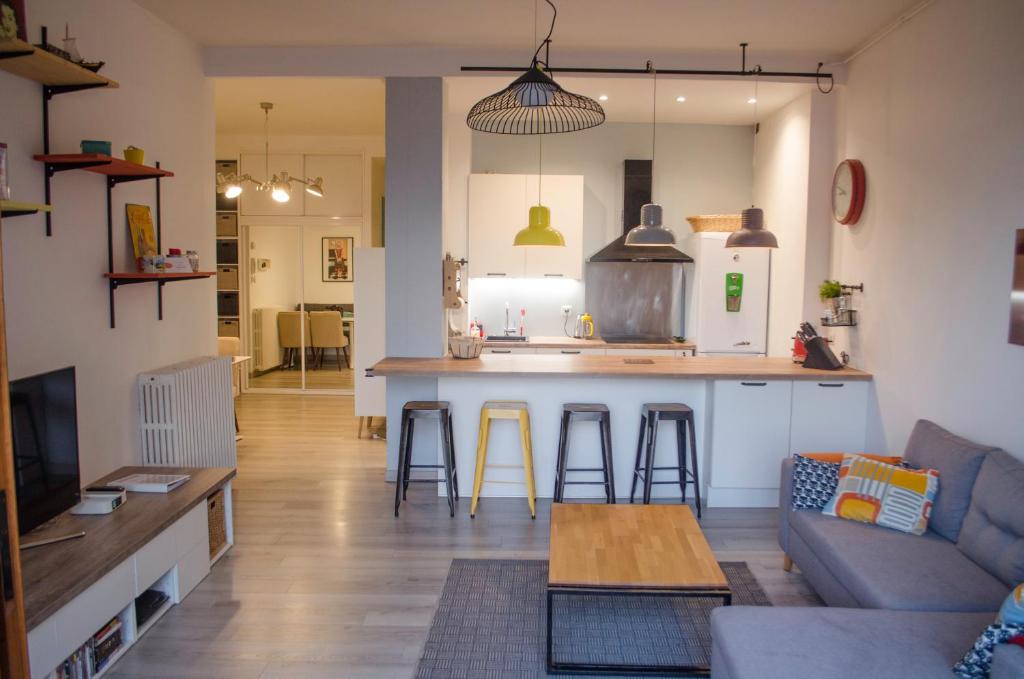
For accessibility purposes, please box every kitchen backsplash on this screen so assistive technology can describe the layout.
[468,277,585,338]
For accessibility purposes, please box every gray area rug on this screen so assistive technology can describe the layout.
[416,559,771,678]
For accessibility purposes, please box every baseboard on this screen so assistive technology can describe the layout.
[706,486,779,508]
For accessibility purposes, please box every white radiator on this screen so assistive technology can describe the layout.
[138,356,237,467]
[253,306,284,372]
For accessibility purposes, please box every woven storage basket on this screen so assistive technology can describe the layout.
[207,488,227,559]
[687,214,742,232]
[449,336,484,359]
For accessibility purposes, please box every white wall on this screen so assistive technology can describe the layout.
[831,0,1024,458]
[0,0,214,483]
[461,122,753,336]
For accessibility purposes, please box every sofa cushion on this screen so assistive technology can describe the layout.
[790,509,1008,611]
[711,606,993,679]
[957,450,1024,587]
[991,644,1024,679]
[821,455,939,536]
[904,419,994,542]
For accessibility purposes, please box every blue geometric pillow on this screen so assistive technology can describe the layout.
[791,455,839,510]
[953,623,1024,678]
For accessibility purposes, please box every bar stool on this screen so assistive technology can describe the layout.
[553,403,615,503]
[629,403,702,517]
[394,401,458,518]
[470,401,537,519]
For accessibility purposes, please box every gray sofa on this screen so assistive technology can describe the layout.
[712,420,1024,679]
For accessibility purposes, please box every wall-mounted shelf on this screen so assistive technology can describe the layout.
[0,200,52,218]
[0,38,119,88]
[104,272,215,284]
[34,154,174,182]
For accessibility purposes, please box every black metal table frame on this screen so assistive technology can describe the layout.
[546,584,732,677]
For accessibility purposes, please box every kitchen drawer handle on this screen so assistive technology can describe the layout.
[486,272,507,277]
[740,382,767,387]
[733,341,751,346]
[817,383,845,388]
[491,349,512,354]
[560,350,581,354]
[544,273,564,278]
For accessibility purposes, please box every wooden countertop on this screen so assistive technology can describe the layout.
[20,466,235,629]
[483,335,696,351]
[369,354,871,380]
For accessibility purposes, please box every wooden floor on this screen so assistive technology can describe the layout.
[107,393,818,679]
[249,365,354,390]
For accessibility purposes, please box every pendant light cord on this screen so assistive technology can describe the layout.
[650,61,657,202]
[264,106,270,181]
[535,0,543,205]
[531,0,557,68]
[751,75,758,207]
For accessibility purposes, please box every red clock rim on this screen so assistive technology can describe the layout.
[834,159,865,225]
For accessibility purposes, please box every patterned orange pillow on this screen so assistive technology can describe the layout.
[822,454,939,535]
[801,452,904,465]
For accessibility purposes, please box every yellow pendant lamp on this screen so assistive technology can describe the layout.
[514,205,565,246]
[514,125,565,247]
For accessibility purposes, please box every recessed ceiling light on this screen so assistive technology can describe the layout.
[676,96,686,103]
[747,97,758,104]
[598,94,608,101]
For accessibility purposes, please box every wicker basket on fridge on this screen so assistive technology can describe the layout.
[207,488,227,559]
[687,214,742,233]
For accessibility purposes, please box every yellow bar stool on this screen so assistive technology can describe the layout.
[470,401,537,519]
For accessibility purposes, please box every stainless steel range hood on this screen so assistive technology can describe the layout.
[588,234,693,263]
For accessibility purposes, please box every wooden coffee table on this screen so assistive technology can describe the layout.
[547,504,731,676]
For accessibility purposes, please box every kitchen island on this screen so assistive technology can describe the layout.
[371,355,872,507]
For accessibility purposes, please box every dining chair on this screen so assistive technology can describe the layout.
[309,310,350,370]
[277,311,311,369]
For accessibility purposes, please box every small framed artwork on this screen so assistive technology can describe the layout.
[322,237,353,282]
[1010,229,1024,346]
[0,0,27,41]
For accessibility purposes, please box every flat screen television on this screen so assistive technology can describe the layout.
[9,367,81,534]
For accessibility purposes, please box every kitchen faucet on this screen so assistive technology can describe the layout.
[503,302,516,336]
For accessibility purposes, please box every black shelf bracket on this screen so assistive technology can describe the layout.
[0,50,34,61]
[0,208,42,218]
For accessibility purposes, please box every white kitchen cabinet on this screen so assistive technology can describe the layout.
[789,380,869,454]
[535,347,605,355]
[481,347,536,355]
[239,153,305,216]
[468,174,527,278]
[304,154,363,218]
[709,380,793,493]
[467,173,583,279]
[523,175,584,279]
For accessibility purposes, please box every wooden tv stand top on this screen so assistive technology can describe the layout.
[19,466,235,628]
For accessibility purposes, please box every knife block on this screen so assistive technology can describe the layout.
[802,337,843,370]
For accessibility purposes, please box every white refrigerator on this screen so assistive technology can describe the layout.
[687,232,770,356]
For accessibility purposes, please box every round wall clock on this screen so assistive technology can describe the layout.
[832,159,866,225]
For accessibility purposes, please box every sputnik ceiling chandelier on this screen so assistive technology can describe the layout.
[216,102,325,203]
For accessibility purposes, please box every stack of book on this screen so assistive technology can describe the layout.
[55,616,122,678]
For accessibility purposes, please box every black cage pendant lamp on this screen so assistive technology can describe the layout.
[466,0,605,135]
[727,75,779,249]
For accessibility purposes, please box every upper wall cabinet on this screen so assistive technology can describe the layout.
[239,153,305,216]
[467,173,584,280]
[304,154,362,218]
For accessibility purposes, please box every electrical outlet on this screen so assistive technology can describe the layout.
[561,305,572,318]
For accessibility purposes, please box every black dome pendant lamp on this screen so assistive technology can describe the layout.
[466,0,605,135]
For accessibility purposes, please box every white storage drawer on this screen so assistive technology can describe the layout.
[709,380,793,489]
[790,381,869,455]
[604,348,677,357]
[177,540,212,602]
[175,501,209,556]
[51,561,134,671]
[534,347,605,355]
[482,347,536,355]
[134,523,178,596]
[27,618,58,679]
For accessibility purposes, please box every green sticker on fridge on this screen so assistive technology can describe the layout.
[726,273,743,312]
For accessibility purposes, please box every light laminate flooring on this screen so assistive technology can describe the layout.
[107,393,819,679]
[248,365,354,391]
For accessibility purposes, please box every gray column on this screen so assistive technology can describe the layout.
[383,78,446,473]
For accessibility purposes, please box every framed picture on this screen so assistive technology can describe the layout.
[1010,229,1024,346]
[125,204,157,259]
[322,237,353,282]
[0,0,27,41]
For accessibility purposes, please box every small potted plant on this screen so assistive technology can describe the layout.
[819,280,842,319]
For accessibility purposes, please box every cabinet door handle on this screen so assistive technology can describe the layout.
[544,273,564,278]
[733,341,751,346]
[491,349,512,354]
[817,383,845,388]
[0,491,13,601]
[486,272,507,277]
[740,382,767,387]
[560,350,581,354]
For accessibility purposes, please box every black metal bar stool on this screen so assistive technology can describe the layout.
[629,402,701,517]
[553,403,615,503]
[394,401,458,517]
